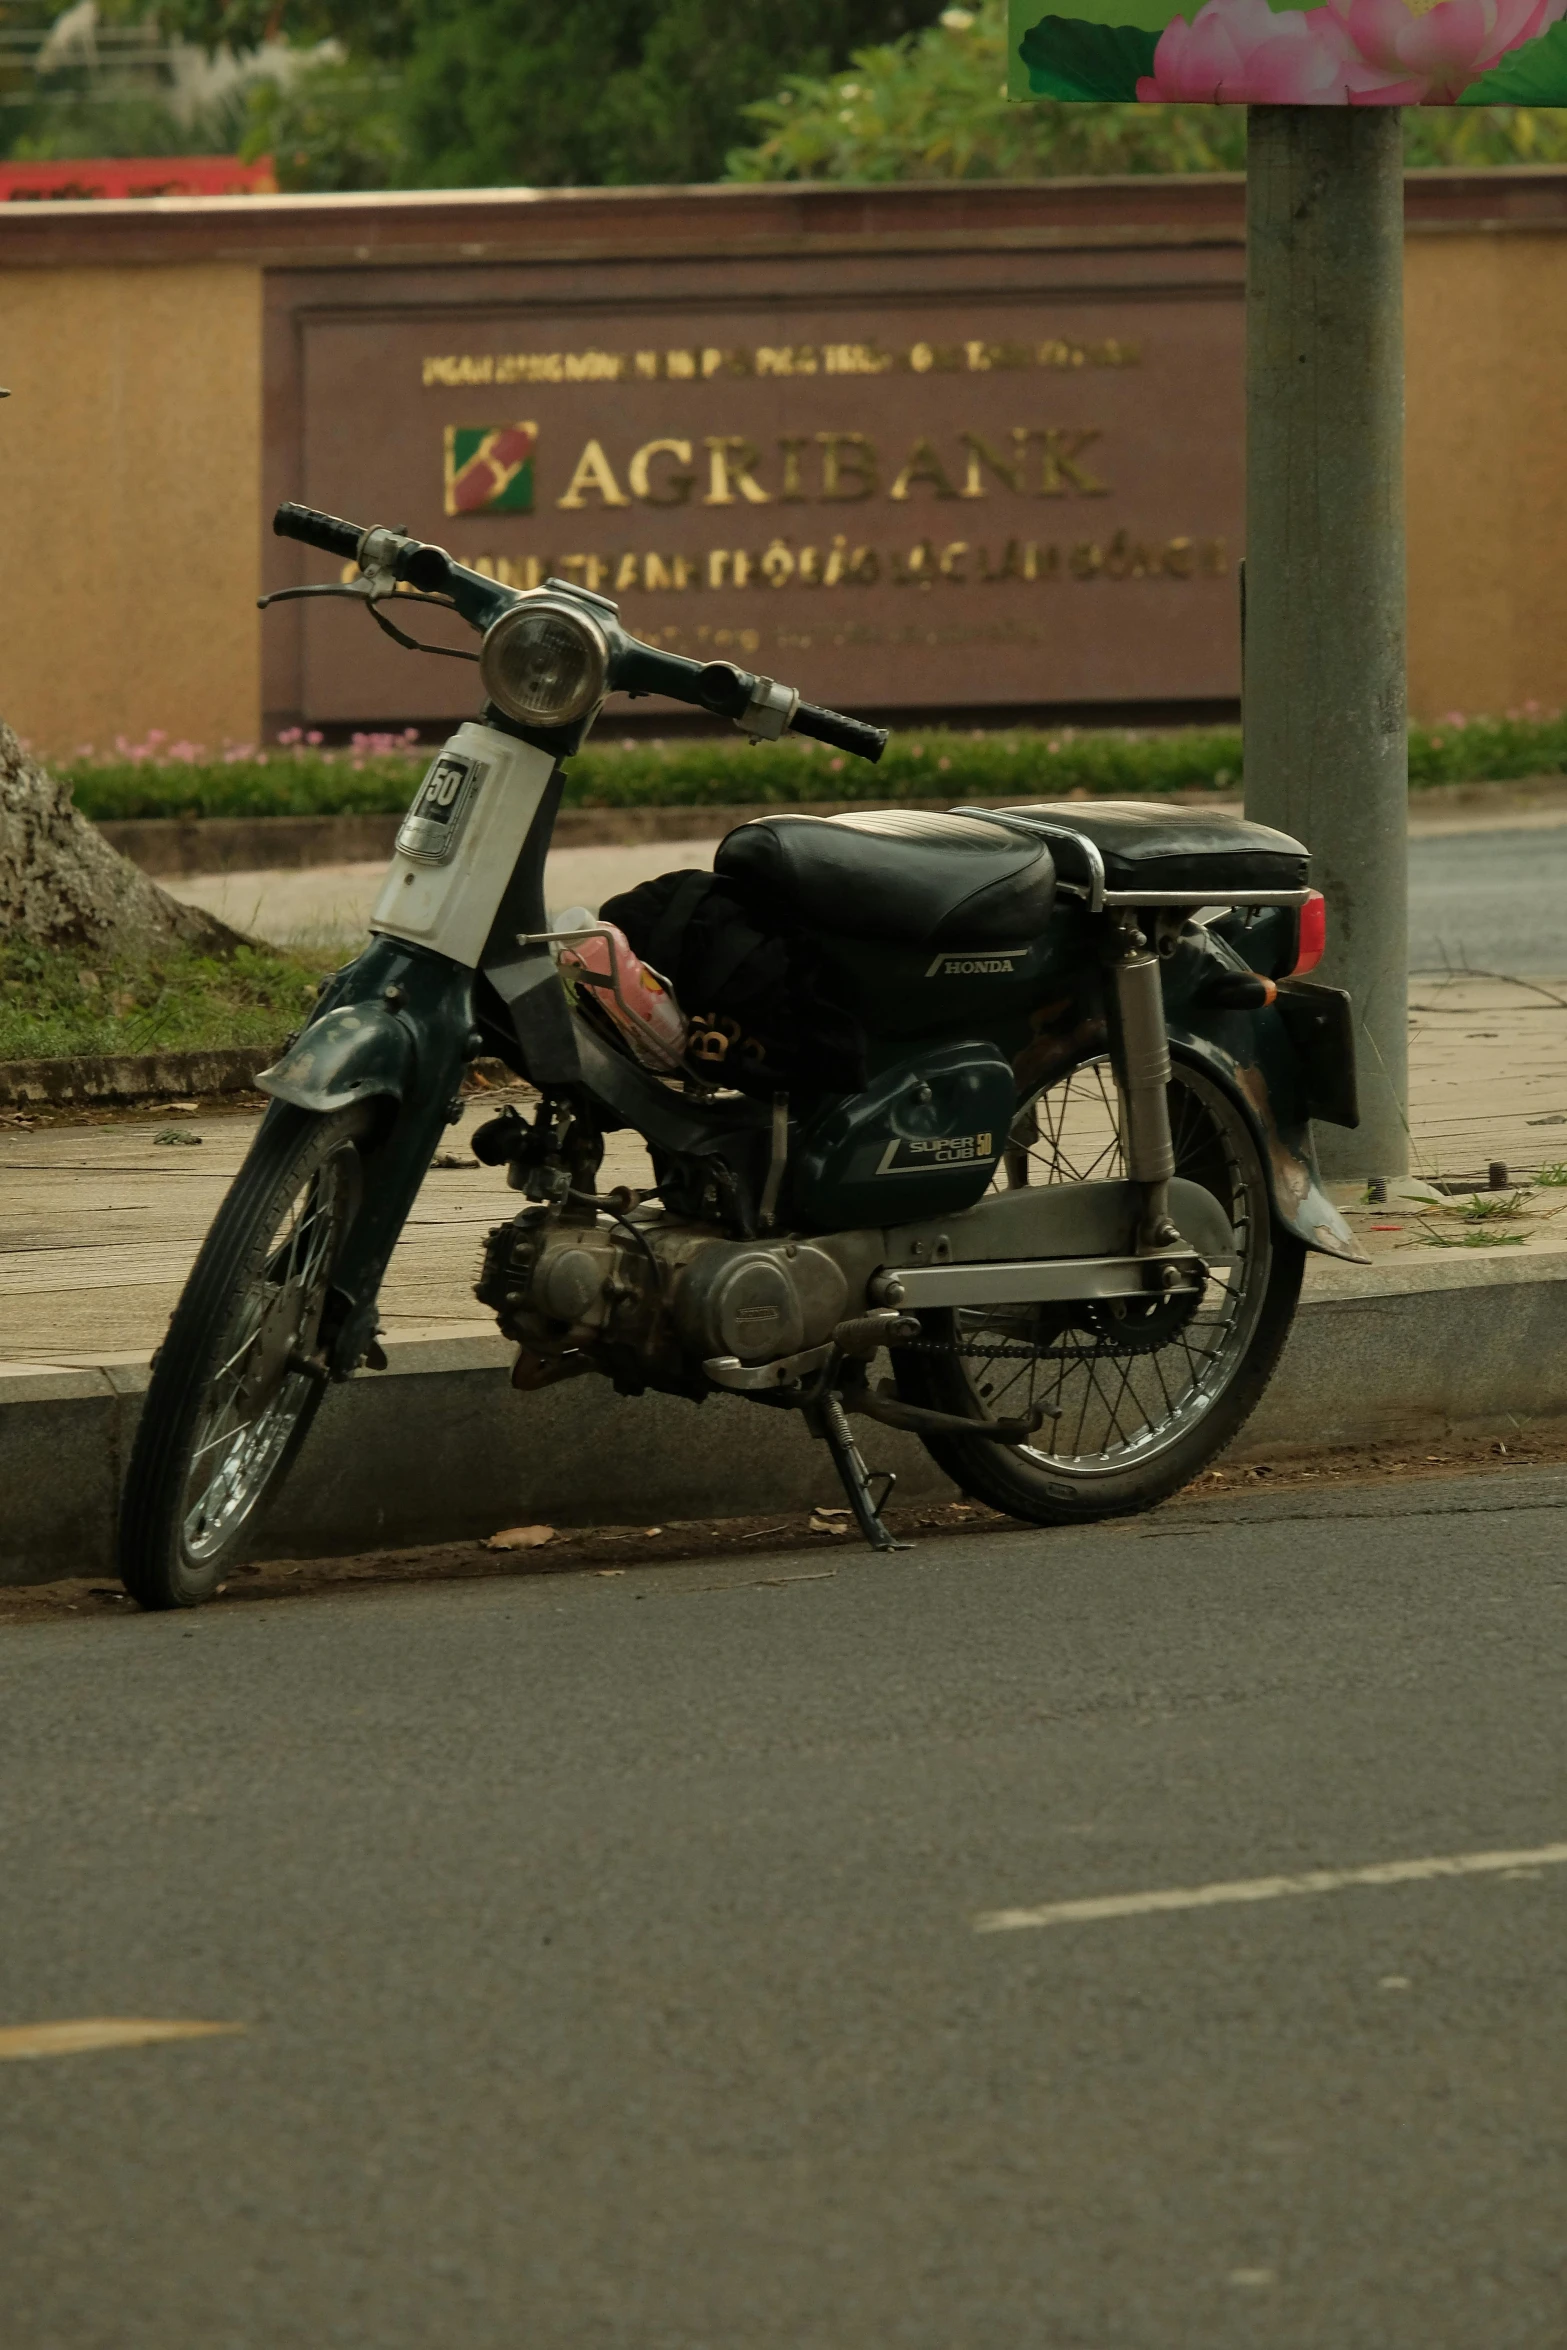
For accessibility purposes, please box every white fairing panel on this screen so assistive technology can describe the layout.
[370,722,556,968]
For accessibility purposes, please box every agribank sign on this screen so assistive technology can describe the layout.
[268,198,1246,730]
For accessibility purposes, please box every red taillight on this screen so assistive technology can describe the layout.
[1290,891,1326,977]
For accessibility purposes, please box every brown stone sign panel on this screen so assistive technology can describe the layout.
[265,225,1244,731]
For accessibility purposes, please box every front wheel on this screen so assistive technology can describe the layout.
[889,1057,1304,1526]
[118,1104,372,1608]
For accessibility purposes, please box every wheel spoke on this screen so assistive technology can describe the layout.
[940,1058,1272,1482]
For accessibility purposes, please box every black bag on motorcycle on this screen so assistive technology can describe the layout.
[598,868,866,1100]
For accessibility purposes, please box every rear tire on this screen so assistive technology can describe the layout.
[118,1105,372,1609]
[889,1057,1304,1526]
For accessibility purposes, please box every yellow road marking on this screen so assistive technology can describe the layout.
[0,2019,244,2061]
[975,1839,1567,1934]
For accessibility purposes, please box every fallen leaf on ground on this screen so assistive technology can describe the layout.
[643,1526,663,1536]
[154,1131,204,1147]
[809,1508,852,1535]
[482,1524,555,1552]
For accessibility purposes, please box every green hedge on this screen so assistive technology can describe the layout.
[55,710,1567,824]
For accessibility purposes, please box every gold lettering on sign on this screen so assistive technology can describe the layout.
[557,440,631,510]
[627,438,696,506]
[777,436,811,502]
[1030,429,1111,498]
[959,431,1026,500]
[890,440,959,503]
[456,535,1226,593]
[817,431,877,503]
[424,337,1143,389]
[703,437,771,507]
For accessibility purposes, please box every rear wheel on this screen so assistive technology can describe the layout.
[889,1056,1302,1524]
[118,1105,371,1609]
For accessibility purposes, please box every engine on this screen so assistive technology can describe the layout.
[475,1207,878,1398]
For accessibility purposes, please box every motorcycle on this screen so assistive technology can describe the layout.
[116,499,1366,1608]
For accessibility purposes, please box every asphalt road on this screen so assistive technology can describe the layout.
[4,1470,1567,2349]
[1410,823,1567,973]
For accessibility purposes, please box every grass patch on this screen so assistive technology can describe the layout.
[46,706,1567,825]
[0,938,329,1063]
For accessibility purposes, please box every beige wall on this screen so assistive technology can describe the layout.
[0,236,1563,747]
[0,262,261,756]
[1405,231,1567,724]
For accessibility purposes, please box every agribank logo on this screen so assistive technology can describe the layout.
[443,423,538,516]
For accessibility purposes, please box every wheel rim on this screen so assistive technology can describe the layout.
[947,1057,1270,1481]
[180,1138,359,1564]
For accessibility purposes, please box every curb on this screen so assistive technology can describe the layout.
[0,1045,280,1110]
[7,1248,1567,1585]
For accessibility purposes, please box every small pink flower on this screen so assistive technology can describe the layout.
[829,756,845,772]
[307,728,323,745]
[277,726,303,746]
[938,755,952,771]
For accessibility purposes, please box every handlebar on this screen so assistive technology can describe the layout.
[271,499,888,764]
[791,702,888,763]
[274,500,365,564]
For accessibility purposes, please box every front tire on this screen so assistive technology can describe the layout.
[889,1057,1304,1526]
[118,1104,372,1609]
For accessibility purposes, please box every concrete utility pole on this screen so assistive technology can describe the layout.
[1243,106,1409,1181]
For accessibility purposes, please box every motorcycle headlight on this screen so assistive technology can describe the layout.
[479,598,609,728]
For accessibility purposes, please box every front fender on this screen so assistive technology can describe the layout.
[259,1002,413,1114]
[1169,1012,1369,1265]
[258,936,474,1114]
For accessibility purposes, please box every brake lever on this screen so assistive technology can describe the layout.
[256,572,480,663]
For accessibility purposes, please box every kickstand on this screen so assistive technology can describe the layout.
[817,1390,913,1553]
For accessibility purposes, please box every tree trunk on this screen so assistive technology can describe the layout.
[0,718,244,956]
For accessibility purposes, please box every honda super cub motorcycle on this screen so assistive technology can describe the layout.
[117,500,1365,1608]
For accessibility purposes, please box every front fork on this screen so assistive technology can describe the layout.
[1104,911,1181,1254]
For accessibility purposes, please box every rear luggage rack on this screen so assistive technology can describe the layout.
[957,806,1312,913]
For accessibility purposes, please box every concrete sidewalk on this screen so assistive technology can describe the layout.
[5,970,1567,1580]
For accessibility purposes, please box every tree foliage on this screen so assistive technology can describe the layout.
[148,0,952,186]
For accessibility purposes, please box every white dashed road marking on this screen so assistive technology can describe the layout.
[975,1840,1567,1934]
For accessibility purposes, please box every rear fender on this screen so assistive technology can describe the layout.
[1168,1013,1369,1265]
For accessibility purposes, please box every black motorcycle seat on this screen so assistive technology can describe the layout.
[714,809,1057,947]
[978,800,1309,896]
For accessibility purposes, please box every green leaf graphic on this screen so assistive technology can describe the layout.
[1460,16,1567,102]
[1017,13,1162,99]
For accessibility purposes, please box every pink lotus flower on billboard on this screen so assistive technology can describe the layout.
[1135,0,1565,102]
[1327,0,1567,99]
[1136,0,1369,101]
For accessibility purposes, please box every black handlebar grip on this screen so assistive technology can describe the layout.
[273,501,367,563]
[791,701,889,765]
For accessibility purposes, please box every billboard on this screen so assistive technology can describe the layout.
[1007,0,1567,105]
